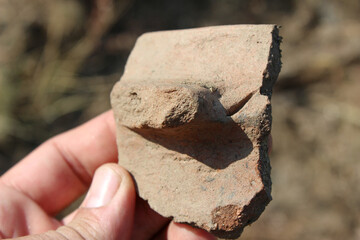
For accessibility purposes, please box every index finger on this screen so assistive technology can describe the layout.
[1,110,118,215]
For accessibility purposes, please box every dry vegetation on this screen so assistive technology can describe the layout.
[1,0,360,239]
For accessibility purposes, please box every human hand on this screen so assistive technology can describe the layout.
[0,111,216,240]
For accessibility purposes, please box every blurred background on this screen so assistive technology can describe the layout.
[0,0,359,239]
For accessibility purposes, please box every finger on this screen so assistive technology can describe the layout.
[131,196,170,240]
[60,164,135,240]
[1,111,118,215]
[63,183,170,239]
[0,181,61,238]
[154,222,217,240]
[13,164,136,240]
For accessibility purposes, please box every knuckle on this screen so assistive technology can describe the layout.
[56,212,105,240]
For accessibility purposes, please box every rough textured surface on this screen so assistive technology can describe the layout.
[111,25,281,239]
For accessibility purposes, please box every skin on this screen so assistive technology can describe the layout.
[0,111,216,240]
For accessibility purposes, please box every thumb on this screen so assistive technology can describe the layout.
[62,163,136,240]
[32,164,135,240]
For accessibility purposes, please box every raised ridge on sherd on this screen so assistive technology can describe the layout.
[111,25,281,239]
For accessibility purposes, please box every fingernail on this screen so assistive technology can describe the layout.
[83,166,122,208]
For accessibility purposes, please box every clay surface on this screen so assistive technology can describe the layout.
[111,25,281,239]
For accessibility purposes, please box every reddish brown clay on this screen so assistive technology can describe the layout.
[111,25,281,239]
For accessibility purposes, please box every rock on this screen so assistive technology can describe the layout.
[111,25,281,239]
